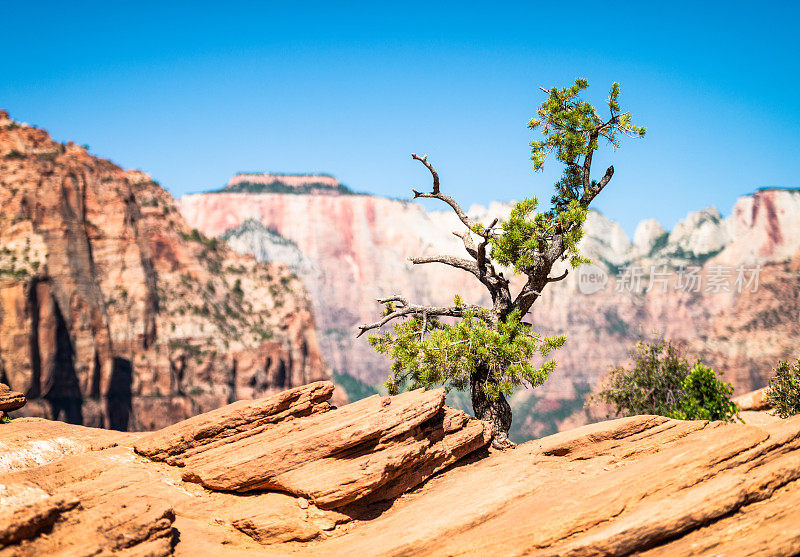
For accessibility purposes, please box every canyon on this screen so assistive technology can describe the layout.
[0,111,332,431]
[180,179,800,440]
[1,108,797,443]
[1,113,799,555]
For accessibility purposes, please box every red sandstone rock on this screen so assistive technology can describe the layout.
[134,383,492,509]
[0,112,331,432]
[134,380,335,465]
[0,383,25,412]
[313,415,800,556]
[733,387,771,411]
[0,446,176,556]
[174,387,492,508]
[0,495,80,547]
[2,393,800,555]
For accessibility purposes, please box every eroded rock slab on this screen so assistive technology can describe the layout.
[0,383,26,415]
[0,417,137,473]
[733,386,771,411]
[0,448,176,556]
[0,386,491,555]
[0,494,79,547]
[313,414,800,556]
[135,381,335,465]
[174,386,492,508]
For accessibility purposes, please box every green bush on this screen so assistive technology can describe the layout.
[670,363,741,422]
[764,359,800,418]
[595,338,741,422]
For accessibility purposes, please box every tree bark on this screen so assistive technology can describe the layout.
[471,364,514,448]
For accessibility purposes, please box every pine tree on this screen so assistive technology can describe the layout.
[358,79,645,447]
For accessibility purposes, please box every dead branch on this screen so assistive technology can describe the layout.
[453,230,478,259]
[356,296,487,337]
[475,218,498,275]
[411,153,439,194]
[409,255,481,278]
[411,154,478,231]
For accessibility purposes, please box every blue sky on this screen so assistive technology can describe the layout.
[2,1,798,236]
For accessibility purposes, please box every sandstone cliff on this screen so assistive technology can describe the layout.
[0,111,330,431]
[180,182,800,440]
[1,383,799,555]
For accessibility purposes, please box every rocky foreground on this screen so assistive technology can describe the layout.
[2,382,799,556]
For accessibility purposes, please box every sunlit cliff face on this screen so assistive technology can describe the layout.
[0,111,331,431]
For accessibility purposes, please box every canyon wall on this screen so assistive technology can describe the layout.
[0,111,330,431]
[180,180,800,439]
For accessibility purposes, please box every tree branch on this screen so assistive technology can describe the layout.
[411,153,439,194]
[405,152,514,318]
[579,165,614,207]
[582,131,598,190]
[513,278,542,313]
[411,154,478,231]
[356,296,486,337]
[595,165,614,192]
[410,255,481,278]
[476,218,498,276]
[453,230,478,259]
[548,269,569,282]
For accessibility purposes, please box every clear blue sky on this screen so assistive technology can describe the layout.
[2,1,798,235]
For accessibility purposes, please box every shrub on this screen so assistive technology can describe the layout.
[232,278,244,298]
[594,338,688,417]
[764,359,800,418]
[594,338,741,422]
[670,363,741,422]
[4,150,26,160]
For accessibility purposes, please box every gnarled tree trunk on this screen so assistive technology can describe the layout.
[471,364,514,448]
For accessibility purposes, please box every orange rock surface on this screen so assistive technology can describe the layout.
[2,383,799,555]
[0,383,26,415]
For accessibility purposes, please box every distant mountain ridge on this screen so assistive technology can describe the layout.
[180,173,800,440]
[218,172,357,195]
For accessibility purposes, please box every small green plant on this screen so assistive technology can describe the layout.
[371,303,563,400]
[670,363,741,422]
[594,338,741,422]
[181,228,204,243]
[764,359,800,418]
[1,415,12,424]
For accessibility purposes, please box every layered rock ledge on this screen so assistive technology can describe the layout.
[135,381,492,508]
[0,383,26,420]
[2,384,800,556]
